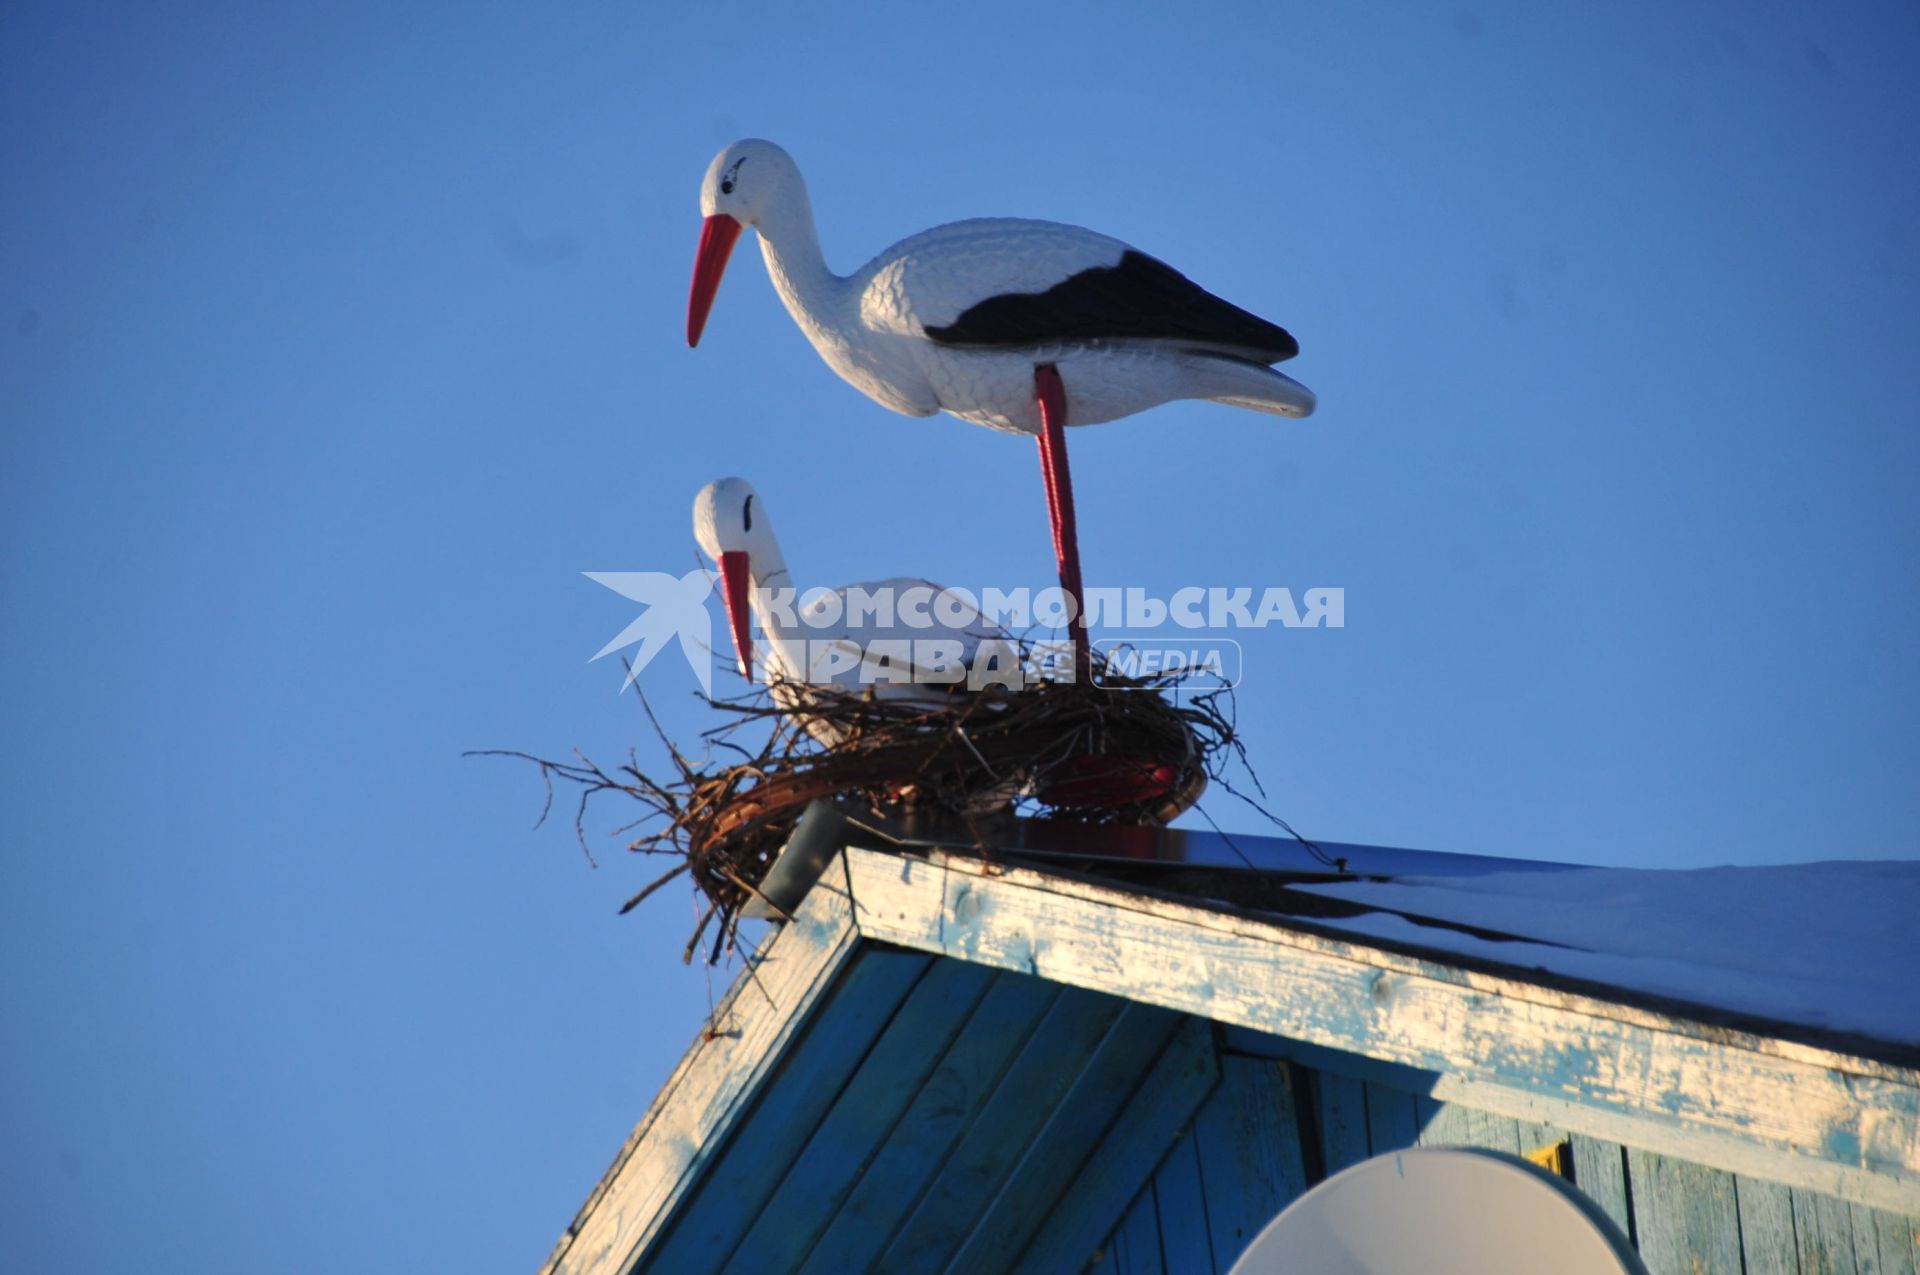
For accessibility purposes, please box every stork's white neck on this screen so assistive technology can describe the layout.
[752,183,847,335]
[743,541,793,615]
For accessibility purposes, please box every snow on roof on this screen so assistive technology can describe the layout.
[1295,858,1920,1048]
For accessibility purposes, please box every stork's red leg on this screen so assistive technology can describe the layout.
[1036,415,1064,564]
[1034,363,1089,674]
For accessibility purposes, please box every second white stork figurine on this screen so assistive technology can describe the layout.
[692,476,1011,746]
[686,138,1316,666]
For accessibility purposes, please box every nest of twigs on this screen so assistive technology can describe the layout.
[485,648,1242,965]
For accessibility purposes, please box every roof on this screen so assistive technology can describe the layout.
[1298,858,1920,1051]
[542,825,1920,1273]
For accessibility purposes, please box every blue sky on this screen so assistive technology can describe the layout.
[3,2,1917,1269]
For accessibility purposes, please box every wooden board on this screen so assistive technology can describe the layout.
[1364,1079,1421,1156]
[1009,1014,1220,1274]
[718,959,999,1272]
[874,986,1135,1273]
[1145,1130,1214,1273]
[1626,1149,1742,1274]
[840,847,1920,1213]
[793,971,1062,1274]
[637,947,934,1273]
[1794,1185,1861,1273]
[1096,1182,1166,1275]
[1191,1055,1311,1269]
[1569,1135,1634,1240]
[938,1001,1186,1272]
[1315,1071,1371,1176]
[1870,1208,1920,1275]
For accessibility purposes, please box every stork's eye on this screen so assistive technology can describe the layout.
[720,156,747,196]
[742,494,754,532]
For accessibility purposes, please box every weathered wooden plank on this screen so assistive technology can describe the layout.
[893,849,1917,1083]
[1569,1135,1634,1241]
[1364,1078,1421,1154]
[1793,1186,1860,1274]
[544,879,863,1275]
[1414,1093,1475,1149]
[718,959,997,1273]
[1871,1207,1919,1275]
[1850,1202,1890,1275]
[840,848,1920,1213]
[944,1005,1188,1272]
[793,970,1061,1275]
[1147,1133,1214,1274]
[1191,1055,1310,1269]
[1008,1015,1220,1275]
[1628,1149,1744,1275]
[635,946,932,1273]
[1466,1105,1524,1156]
[1733,1176,1798,1275]
[873,991,1145,1275]
[1316,1070,1371,1174]
[1102,1183,1166,1275]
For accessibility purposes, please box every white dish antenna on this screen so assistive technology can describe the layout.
[1226,1147,1646,1275]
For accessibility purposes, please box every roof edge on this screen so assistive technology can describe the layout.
[539,872,862,1275]
[843,846,1920,1214]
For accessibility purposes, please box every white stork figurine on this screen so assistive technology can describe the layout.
[692,476,1013,746]
[685,138,1316,665]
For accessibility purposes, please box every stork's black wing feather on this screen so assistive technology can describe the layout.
[923,250,1299,362]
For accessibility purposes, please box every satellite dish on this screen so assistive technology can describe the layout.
[1227,1147,1647,1275]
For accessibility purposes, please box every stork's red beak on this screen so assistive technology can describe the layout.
[687,213,743,347]
[717,550,754,680]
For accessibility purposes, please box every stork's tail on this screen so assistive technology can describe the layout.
[1187,350,1317,418]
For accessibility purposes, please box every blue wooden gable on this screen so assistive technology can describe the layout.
[642,950,1212,1273]
[542,846,1920,1275]
[1097,1032,1919,1274]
